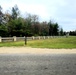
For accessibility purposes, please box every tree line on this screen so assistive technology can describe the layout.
[69,31,76,36]
[0,5,65,37]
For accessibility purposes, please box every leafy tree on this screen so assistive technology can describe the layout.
[0,6,4,25]
[48,21,54,36]
[11,5,20,20]
[4,12,12,22]
[31,22,40,36]
[31,14,39,23]
[53,23,59,36]
[0,24,8,37]
[24,14,32,36]
[0,5,61,37]
[60,28,64,36]
[69,30,76,36]
[40,22,49,36]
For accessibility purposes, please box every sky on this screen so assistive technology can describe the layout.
[0,0,76,31]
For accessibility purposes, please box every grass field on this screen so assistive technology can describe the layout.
[0,36,76,49]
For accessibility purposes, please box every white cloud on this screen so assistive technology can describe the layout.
[18,4,48,18]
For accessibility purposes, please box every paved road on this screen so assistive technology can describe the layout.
[0,54,76,75]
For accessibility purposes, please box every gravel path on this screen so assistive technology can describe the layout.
[0,47,76,54]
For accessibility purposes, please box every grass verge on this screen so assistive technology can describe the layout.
[27,36,76,49]
[0,36,76,49]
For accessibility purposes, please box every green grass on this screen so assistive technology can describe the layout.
[0,41,24,47]
[0,36,76,49]
[27,36,76,49]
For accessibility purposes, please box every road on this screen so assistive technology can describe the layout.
[0,54,76,75]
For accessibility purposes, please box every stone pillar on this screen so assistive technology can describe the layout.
[44,36,45,39]
[66,32,69,38]
[32,36,35,40]
[39,36,40,40]
[48,36,49,39]
[13,36,16,42]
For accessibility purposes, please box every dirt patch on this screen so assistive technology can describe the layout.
[0,47,76,54]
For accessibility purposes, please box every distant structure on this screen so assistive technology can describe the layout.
[66,32,69,37]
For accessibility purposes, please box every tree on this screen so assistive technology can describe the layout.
[40,21,49,36]
[0,5,4,25]
[31,14,39,23]
[60,28,64,36]
[31,22,40,36]
[11,5,20,20]
[48,21,54,36]
[24,13,39,36]
[69,30,76,36]
[53,23,59,36]
[0,24,8,37]
[7,17,26,37]
[24,14,32,36]
[4,11,12,22]
[0,5,61,37]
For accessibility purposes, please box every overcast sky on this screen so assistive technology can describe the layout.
[0,0,76,31]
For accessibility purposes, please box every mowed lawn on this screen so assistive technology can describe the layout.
[27,36,76,49]
[0,36,76,49]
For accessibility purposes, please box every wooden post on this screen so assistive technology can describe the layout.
[25,36,27,45]
[0,36,2,42]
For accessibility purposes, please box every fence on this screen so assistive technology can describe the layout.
[0,36,66,42]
